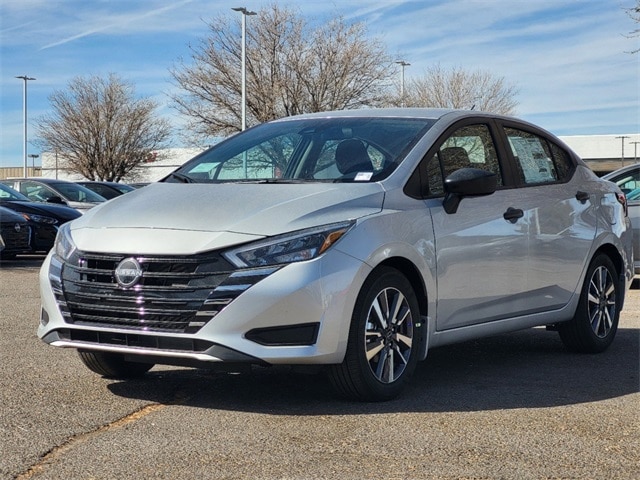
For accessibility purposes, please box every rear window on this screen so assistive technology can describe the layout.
[504,127,574,185]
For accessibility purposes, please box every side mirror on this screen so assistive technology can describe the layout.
[46,196,67,205]
[443,168,497,214]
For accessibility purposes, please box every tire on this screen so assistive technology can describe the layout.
[329,267,421,401]
[558,254,620,353]
[78,350,154,378]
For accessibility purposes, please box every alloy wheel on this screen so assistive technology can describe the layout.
[587,265,616,338]
[364,287,414,384]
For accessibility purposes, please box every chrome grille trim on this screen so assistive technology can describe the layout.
[58,251,237,333]
[54,251,282,334]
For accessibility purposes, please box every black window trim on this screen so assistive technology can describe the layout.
[404,117,516,200]
[493,119,578,188]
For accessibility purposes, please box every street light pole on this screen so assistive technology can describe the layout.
[16,75,36,177]
[630,141,640,164]
[28,154,39,175]
[232,7,257,131]
[395,61,410,108]
[615,136,630,167]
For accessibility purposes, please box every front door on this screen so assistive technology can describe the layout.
[424,122,531,330]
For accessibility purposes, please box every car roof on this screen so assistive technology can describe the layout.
[4,177,76,184]
[270,108,555,139]
[602,162,640,180]
[270,107,528,122]
[280,107,455,119]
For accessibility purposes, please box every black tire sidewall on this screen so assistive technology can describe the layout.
[560,254,620,353]
[347,267,421,400]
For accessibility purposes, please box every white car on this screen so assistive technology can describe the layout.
[38,109,634,401]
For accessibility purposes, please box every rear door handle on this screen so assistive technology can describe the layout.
[576,191,590,204]
[503,207,524,223]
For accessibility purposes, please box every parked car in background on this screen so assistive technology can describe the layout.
[0,183,81,253]
[603,163,640,275]
[0,206,31,259]
[76,181,135,200]
[38,108,633,401]
[0,178,106,213]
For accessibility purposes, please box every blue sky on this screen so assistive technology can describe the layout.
[1,0,638,168]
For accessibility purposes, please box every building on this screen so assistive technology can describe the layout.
[37,147,203,183]
[560,134,640,175]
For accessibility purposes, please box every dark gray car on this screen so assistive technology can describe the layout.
[0,207,31,259]
[0,183,81,252]
[1,178,106,213]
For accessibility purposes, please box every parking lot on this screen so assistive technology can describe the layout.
[1,255,638,479]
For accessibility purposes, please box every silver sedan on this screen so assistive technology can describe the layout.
[38,109,634,401]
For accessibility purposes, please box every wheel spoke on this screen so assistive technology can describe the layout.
[366,333,385,361]
[375,348,390,381]
[391,343,409,365]
[394,332,413,349]
[388,291,405,326]
[386,349,395,382]
[604,282,615,297]
[590,310,603,336]
[370,295,388,330]
[602,309,613,332]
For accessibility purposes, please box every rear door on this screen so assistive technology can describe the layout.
[499,122,597,309]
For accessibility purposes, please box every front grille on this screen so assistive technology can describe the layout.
[57,251,237,333]
[0,222,31,252]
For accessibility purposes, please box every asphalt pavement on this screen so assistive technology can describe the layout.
[1,255,638,479]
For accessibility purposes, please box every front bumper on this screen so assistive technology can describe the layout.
[38,247,370,366]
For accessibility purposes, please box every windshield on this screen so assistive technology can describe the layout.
[0,183,31,201]
[51,183,106,203]
[170,117,435,184]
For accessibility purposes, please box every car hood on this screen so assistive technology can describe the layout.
[0,206,29,224]
[70,182,385,255]
[2,200,81,222]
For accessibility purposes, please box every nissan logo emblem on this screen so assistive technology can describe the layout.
[14,223,21,233]
[114,257,143,288]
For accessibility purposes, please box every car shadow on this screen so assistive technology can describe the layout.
[107,326,639,415]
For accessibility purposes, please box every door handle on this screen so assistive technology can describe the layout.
[503,207,524,223]
[576,191,590,204]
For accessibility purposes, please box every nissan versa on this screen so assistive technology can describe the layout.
[38,109,633,401]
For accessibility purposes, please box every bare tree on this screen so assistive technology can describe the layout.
[402,64,519,115]
[625,0,640,53]
[36,74,171,181]
[170,4,394,141]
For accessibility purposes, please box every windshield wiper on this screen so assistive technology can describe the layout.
[233,179,312,184]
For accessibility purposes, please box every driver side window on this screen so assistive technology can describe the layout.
[22,182,56,202]
[425,124,503,196]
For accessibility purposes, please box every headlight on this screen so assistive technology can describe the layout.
[20,213,58,225]
[54,222,77,261]
[223,221,354,268]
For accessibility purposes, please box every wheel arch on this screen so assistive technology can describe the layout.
[374,257,428,315]
[595,243,623,277]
